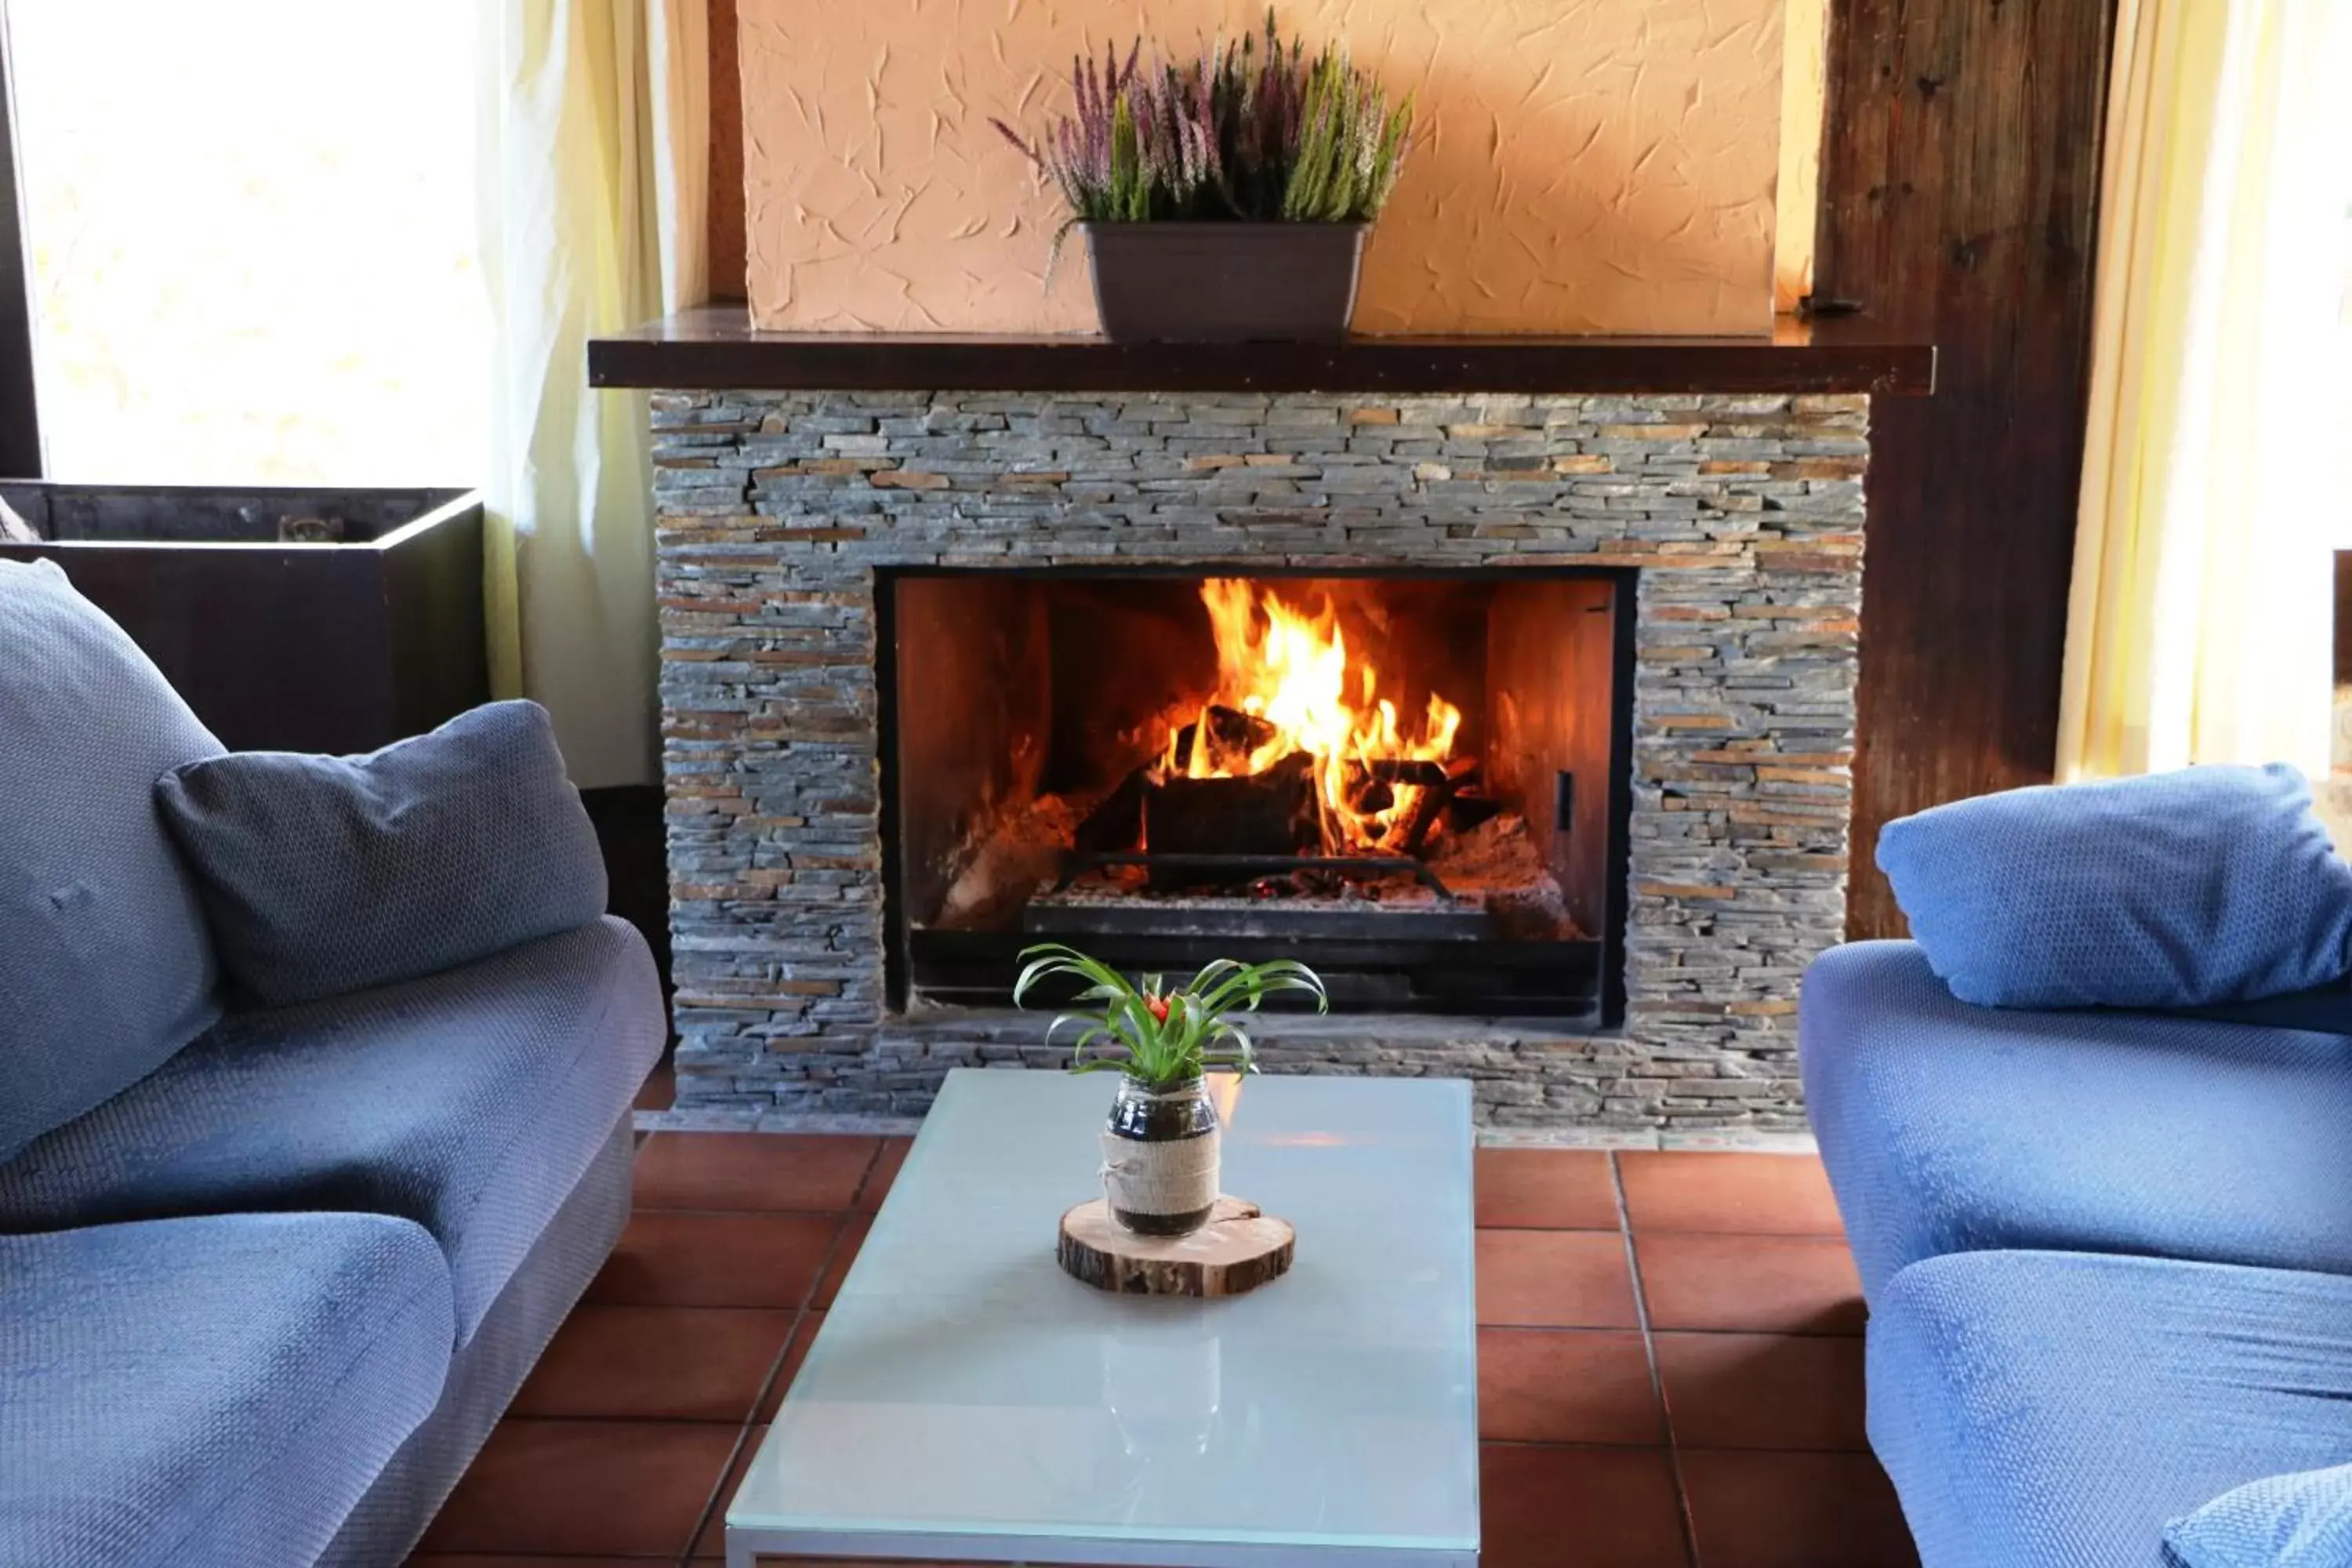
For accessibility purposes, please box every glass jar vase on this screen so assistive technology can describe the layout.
[1102,1074,1221,1236]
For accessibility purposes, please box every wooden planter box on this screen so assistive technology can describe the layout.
[1082,222,1369,343]
[0,484,486,755]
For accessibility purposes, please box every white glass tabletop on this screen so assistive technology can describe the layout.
[724,1068,1479,1566]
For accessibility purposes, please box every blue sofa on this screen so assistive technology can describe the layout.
[1802,939,2352,1566]
[0,561,667,1566]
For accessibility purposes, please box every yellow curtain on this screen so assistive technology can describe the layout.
[2056,0,2352,781]
[477,0,709,789]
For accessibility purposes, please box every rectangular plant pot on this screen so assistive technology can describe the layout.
[0,484,486,755]
[1083,221,1369,343]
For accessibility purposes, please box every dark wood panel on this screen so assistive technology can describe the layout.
[589,307,1935,397]
[1818,0,2118,937]
[706,0,746,301]
[0,488,487,754]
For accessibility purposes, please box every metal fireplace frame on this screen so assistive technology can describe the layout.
[873,562,1637,1029]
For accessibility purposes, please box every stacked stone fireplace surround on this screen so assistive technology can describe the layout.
[648,387,1869,1138]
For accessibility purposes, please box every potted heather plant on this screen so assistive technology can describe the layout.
[1014,943,1327,1237]
[991,12,1414,343]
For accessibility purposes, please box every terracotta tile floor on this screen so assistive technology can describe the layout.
[407,1134,1916,1568]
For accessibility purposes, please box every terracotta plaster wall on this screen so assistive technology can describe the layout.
[737,0,1787,335]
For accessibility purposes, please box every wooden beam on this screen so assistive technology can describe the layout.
[590,308,1934,397]
[1818,0,2119,938]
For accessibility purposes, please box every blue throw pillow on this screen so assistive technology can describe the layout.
[0,559,225,1161]
[155,700,608,1007]
[2168,1464,2352,1567]
[1876,764,2352,1009]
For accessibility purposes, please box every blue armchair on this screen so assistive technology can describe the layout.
[1803,939,2352,1566]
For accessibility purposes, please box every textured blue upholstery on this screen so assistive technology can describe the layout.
[1876,764,2352,1008]
[321,1116,635,1568]
[0,916,666,1344]
[1867,1249,2352,1568]
[1800,940,2352,1301]
[2165,1462,2352,1567]
[0,557,224,1161]
[0,1212,453,1568]
[158,700,608,1007]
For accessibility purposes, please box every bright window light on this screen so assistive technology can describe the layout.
[10,0,485,485]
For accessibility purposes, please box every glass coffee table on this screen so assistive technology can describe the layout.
[724,1068,1479,1566]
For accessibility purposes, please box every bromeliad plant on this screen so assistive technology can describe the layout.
[990,11,1414,235]
[1013,942,1329,1089]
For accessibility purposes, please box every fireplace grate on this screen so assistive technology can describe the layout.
[906,925,1602,1017]
[1051,851,1465,902]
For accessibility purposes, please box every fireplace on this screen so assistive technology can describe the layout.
[607,355,1905,1132]
[883,569,1635,1024]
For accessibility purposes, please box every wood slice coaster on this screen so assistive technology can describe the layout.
[1058,1196,1296,1298]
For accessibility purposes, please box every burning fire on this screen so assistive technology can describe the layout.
[1163,579,1463,855]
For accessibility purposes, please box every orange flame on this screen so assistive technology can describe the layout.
[1165,579,1463,855]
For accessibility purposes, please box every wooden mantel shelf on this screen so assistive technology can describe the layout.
[589,307,1936,397]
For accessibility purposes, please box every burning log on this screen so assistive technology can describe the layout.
[1395,757,1485,857]
[1142,750,1318,887]
[1171,703,1281,773]
[1445,790,1505,835]
[1073,768,1147,857]
[1363,757,1451,788]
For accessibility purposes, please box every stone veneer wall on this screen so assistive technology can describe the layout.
[649,390,1868,1133]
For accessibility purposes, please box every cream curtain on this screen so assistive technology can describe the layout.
[477,0,709,789]
[2056,0,2352,781]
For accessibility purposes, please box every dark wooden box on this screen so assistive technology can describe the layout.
[1,485,486,755]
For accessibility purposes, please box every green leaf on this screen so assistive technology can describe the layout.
[1024,944,1322,1089]
[1014,943,1140,1008]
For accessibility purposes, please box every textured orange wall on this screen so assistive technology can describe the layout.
[738,0,1786,336]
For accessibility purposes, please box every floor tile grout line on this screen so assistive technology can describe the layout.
[637,1160,800,1568]
[739,1301,811,1432]
[661,1207,851,1565]
[630,1202,869,1219]
[1483,1435,1873,1456]
[1479,1436,1692,1452]
[1482,1321,1864,1341]
[799,1204,866,1318]
[1472,1220,1847,1241]
[1610,1150,1704,1568]
[847,1134,891,1212]
[673,1412,761,1568]
[633,1149,879,1568]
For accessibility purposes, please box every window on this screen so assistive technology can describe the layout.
[9,0,485,485]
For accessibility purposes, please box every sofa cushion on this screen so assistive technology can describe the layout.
[1875,764,2352,1008]
[2167,1464,2352,1568]
[156,699,608,1007]
[0,557,225,1162]
[0,916,665,1344]
[1801,940,2352,1300]
[1867,1249,2352,1568]
[0,1212,453,1568]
